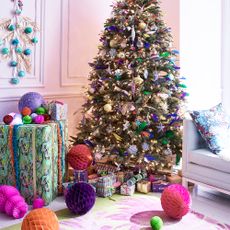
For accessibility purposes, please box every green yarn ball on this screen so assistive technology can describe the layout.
[24,27,33,34]
[1,47,9,55]
[150,216,163,230]
[23,115,32,124]
[36,107,46,115]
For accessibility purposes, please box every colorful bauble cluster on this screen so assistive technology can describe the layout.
[2,92,51,125]
[0,185,28,219]
[67,144,93,170]
[21,208,59,230]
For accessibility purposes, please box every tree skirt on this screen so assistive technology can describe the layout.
[60,195,230,230]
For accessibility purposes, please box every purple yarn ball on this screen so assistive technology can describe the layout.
[18,92,44,112]
[34,115,44,124]
[65,182,96,215]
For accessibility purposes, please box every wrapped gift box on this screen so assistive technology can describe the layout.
[48,101,68,121]
[137,180,151,194]
[166,174,182,184]
[74,169,88,183]
[0,121,67,205]
[96,173,116,197]
[124,170,134,182]
[120,183,135,196]
[152,181,170,192]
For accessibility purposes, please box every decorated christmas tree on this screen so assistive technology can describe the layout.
[72,0,187,173]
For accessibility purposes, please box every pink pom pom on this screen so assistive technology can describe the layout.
[33,198,45,209]
[34,115,44,124]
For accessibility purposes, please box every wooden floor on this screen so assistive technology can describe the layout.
[0,186,230,229]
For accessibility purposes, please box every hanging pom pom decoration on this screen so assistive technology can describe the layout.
[0,0,39,85]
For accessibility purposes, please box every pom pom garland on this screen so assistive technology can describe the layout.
[65,182,96,215]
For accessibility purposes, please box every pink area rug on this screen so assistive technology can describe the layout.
[60,196,230,230]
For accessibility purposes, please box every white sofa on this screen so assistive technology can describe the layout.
[182,119,230,195]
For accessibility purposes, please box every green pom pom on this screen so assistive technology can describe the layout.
[136,57,143,63]
[23,115,32,124]
[31,37,38,43]
[10,78,19,85]
[161,138,169,145]
[15,47,23,54]
[1,47,9,55]
[18,71,25,77]
[150,216,163,230]
[8,24,15,31]
[36,107,46,115]
[24,27,33,34]
[160,52,170,58]
[143,91,151,95]
[179,84,187,88]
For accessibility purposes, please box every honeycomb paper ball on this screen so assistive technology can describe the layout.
[18,92,44,113]
[161,184,191,219]
[65,182,96,215]
[67,144,93,170]
[34,115,44,124]
[33,198,45,209]
[21,208,59,230]
[3,115,14,125]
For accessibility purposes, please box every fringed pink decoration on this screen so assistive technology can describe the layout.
[0,185,28,219]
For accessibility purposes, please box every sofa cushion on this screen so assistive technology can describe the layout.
[188,148,230,174]
[190,103,230,153]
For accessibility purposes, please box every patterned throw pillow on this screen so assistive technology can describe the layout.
[190,103,230,153]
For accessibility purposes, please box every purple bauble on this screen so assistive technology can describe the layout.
[18,92,44,113]
[65,182,96,215]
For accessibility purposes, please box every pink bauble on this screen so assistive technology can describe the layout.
[0,185,20,212]
[5,195,28,219]
[161,184,191,219]
[34,115,44,124]
[33,198,45,209]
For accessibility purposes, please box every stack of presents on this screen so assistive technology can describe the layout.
[64,163,182,197]
[0,92,68,205]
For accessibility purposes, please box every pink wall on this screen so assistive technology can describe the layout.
[161,0,180,50]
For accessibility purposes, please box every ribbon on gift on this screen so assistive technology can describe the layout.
[137,180,151,194]
[32,127,37,199]
[57,123,63,194]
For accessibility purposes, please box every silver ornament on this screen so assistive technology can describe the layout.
[144,69,149,79]
[128,145,138,155]
[142,142,149,151]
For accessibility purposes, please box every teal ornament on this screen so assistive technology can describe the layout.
[10,61,18,67]
[23,48,31,56]
[31,37,38,43]
[15,9,22,15]
[1,47,9,55]
[11,38,19,45]
[150,216,163,230]
[18,71,25,77]
[10,78,19,85]
[24,27,33,34]
[15,47,23,54]
[8,24,16,31]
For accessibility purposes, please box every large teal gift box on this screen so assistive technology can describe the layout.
[0,121,67,205]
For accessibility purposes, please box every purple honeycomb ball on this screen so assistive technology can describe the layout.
[65,182,96,215]
[18,92,44,113]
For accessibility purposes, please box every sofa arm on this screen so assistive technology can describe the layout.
[183,119,205,152]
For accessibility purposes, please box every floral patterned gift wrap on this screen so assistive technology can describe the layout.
[0,121,67,205]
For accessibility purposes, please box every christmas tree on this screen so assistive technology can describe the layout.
[72,0,187,173]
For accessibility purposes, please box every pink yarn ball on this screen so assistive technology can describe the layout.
[33,198,45,209]
[34,115,44,124]
[161,184,191,219]
[0,185,19,212]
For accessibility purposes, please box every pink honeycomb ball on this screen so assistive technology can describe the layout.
[34,115,44,124]
[161,184,191,219]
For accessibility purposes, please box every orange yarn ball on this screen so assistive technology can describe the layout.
[21,208,59,230]
[21,107,32,116]
[67,144,93,170]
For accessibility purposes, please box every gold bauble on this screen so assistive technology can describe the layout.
[110,39,118,48]
[104,103,113,112]
[117,52,125,59]
[134,76,144,85]
[138,22,147,30]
